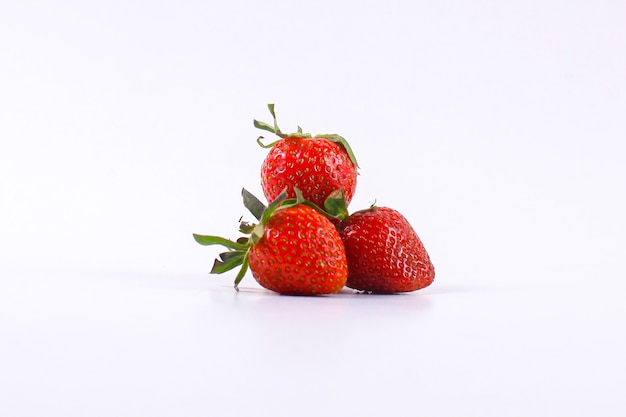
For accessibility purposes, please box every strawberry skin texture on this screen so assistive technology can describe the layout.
[261,137,357,208]
[338,207,435,293]
[248,205,348,295]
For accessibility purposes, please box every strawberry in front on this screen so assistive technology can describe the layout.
[194,189,348,295]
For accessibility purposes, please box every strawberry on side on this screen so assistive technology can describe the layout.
[337,204,435,293]
[193,189,348,295]
[254,104,359,208]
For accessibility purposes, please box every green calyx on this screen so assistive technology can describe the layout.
[323,189,350,222]
[253,104,306,143]
[253,103,360,169]
[193,188,283,291]
[192,232,250,290]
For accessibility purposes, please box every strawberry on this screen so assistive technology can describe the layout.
[254,104,359,208]
[193,189,348,295]
[337,205,435,293]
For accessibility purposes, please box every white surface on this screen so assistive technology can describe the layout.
[1,0,626,416]
[1,267,625,417]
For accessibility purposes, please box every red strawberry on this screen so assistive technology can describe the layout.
[338,206,435,293]
[194,189,348,295]
[254,104,359,208]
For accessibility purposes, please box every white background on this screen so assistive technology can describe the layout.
[1,0,625,416]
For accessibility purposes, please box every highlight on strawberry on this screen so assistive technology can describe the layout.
[254,104,359,208]
[193,188,348,295]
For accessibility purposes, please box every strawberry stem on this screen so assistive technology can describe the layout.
[267,103,281,134]
[253,103,288,138]
[254,104,312,146]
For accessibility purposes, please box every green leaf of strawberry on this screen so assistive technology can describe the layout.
[193,235,248,251]
[323,189,350,221]
[211,251,246,274]
[242,188,266,221]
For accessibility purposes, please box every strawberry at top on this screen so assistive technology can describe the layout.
[255,104,359,208]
